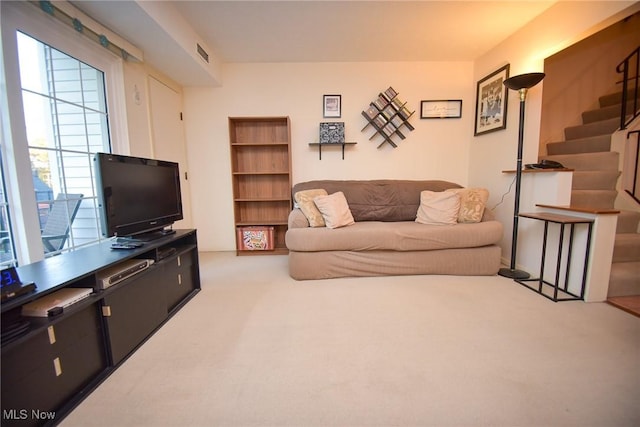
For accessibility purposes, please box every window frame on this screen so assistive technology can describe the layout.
[0,1,129,265]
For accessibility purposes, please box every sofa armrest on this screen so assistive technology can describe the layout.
[288,208,310,229]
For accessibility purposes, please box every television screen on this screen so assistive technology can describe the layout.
[94,152,183,239]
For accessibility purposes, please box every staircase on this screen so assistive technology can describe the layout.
[542,90,640,298]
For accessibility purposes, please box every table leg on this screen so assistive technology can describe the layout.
[539,221,549,293]
[553,223,566,301]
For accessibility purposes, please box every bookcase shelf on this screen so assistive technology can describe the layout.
[361,87,414,148]
[229,117,292,255]
[231,142,290,146]
[232,171,290,175]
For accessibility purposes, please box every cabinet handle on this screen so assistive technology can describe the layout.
[178,274,182,285]
[102,306,112,317]
[53,357,62,376]
[47,326,56,344]
[177,256,181,267]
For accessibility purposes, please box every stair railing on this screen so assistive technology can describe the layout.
[617,46,640,130]
[626,130,640,204]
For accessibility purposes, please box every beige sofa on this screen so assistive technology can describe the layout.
[285,180,503,280]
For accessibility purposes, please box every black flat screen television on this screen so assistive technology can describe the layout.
[94,152,183,240]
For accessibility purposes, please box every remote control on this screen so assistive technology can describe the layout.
[110,243,138,250]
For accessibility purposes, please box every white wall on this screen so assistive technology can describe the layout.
[122,61,153,159]
[184,61,475,251]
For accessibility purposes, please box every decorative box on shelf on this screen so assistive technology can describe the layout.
[319,122,345,144]
[312,121,355,160]
[236,226,275,251]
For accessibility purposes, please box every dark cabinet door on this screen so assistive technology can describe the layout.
[102,266,168,365]
[1,304,107,427]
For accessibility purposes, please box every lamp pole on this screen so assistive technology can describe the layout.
[498,72,545,280]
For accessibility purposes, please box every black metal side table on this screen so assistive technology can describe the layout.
[516,212,594,302]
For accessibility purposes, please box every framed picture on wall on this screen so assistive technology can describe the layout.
[420,100,462,119]
[474,64,510,136]
[323,94,341,118]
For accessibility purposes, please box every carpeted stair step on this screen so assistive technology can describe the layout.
[564,117,620,140]
[607,261,640,297]
[613,233,640,263]
[571,189,617,209]
[599,90,640,108]
[542,151,619,171]
[572,170,620,190]
[582,100,639,124]
[546,134,611,155]
[617,210,640,233]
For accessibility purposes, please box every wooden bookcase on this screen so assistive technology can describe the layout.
[229,117,292,255]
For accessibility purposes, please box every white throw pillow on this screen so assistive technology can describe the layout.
[313,191,355,229]
[415,190,461,225]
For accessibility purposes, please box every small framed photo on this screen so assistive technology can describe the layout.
[323,94,341,118]
[420,100,462,119]
[474,64,510,136]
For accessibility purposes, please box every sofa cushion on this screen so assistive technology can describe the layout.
[294,189,328,227]
[415,191,461,225]
[292,180,463,222]
[286,220,503,252]
[313,191,355,229]
[447,188,489,223]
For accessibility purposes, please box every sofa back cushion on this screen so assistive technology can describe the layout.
[292,180,463,222]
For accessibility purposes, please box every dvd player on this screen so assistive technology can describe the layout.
[96,259,154,290]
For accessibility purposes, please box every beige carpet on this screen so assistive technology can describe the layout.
[61,252,640,427]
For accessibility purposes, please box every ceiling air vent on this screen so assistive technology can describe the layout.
[196,43,209,63]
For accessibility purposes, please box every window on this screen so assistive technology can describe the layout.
[18,32,110,257]
[0,154,17,267]
[1,1,128,265]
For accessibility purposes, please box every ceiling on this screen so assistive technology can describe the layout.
[171,0,556,63]
[70,1,558,85]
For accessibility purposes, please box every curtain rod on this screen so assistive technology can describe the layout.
[30,1,142,62]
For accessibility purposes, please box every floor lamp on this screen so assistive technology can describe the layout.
[498,72,545,279]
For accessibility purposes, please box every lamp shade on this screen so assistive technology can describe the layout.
[504,72,545,91]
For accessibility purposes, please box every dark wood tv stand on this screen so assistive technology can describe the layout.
[1,229,201,426]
